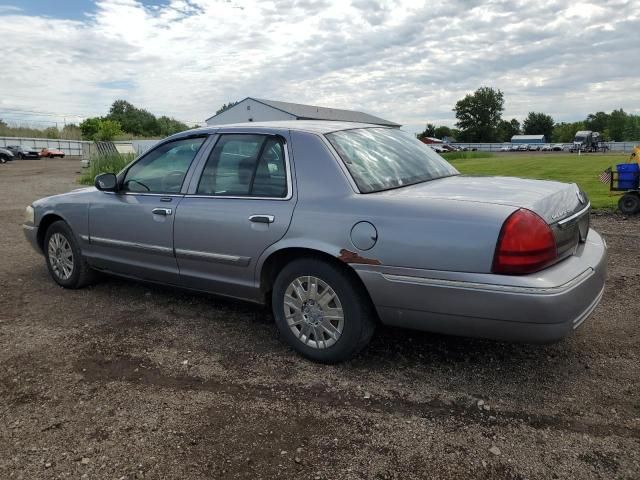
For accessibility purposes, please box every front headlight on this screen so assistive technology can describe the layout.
[24,205,34,224]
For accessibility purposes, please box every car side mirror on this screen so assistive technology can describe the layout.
[95,173,118,192]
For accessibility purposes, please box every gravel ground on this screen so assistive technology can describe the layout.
[1,158,639,480]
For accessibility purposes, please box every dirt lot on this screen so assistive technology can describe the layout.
[1,159,639,479]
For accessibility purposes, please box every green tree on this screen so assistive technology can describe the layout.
[608,109,628,141]
[584,111,610,133]
[417,123,436,139]
[99,100,189,137]
[551,121,584,143]
[522,112,554,141]
[106,100,159,136]
[157,115,189,136]
[43,126,60,139]
[497,118,520,142]
[216,101,239,116]
[61,124,82,140]
[95,119,123,141]
[623,115,640,141]
[453,87,504,142]
[434,125,452,139]
[80,118,123,141]
[80,117,102,140]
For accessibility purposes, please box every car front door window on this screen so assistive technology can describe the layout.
[122,137,205,193]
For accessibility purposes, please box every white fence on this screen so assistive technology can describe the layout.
[0,136,89,157]
[0,137,159,159]
[452,141,640,152]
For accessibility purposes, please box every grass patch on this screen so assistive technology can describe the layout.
[78,152,135,185]
[441,151,495,160]
[448,152,632,209]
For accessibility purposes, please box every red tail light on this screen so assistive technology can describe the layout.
[492,209,557,275]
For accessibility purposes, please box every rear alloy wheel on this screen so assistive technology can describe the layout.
[284,275,345,350]
[618,193,640,215]
[44,220,97,288]
[272,258,375,363]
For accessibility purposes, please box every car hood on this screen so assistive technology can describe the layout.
[376,175,586,224]
[33,187,97,206]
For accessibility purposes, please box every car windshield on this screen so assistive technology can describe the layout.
[325,127,459,193]
[575,136,585,142]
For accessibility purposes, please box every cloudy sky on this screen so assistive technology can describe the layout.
[1,0,639,133]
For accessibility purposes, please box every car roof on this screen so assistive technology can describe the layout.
[170,120,395,140]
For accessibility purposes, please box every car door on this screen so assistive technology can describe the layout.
[174,132,296,300]
[88,136,208,284]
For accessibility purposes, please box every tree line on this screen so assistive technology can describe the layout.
[0,119,82,140]
[418,87,640,143]
[79,100,190,141]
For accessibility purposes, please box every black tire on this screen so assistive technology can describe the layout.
[618,193,640,215]
[44,220,97,288]
[272,258,376,363]
[0,154,7,164]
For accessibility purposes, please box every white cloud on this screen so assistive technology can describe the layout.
[1,0,639,133]
[0,5,21,13]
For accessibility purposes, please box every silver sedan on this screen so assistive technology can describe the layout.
[23,121,607,363]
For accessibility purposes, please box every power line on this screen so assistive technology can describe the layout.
[1,118,61,125]
[0,107,89,118]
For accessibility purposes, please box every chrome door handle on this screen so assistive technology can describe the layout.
[249,214,275,224]
[152,208,172,216]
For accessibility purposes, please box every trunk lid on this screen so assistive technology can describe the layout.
[380,175,587,224]
[379,175,591,261]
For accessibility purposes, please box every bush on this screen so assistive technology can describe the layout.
[78,152,135,185]
[441,151,495,160]
[79,118,123,141]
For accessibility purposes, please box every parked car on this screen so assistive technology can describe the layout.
[541,144,552,151]
[441,144,460,152]
[552,144,565,151]
[40,148,65,158]
[0,147,15,163]
[6,145,40,159]
[517,144,529,151]
[510,144,520,152]
[528,144,541,151]
[23,121,607,363]
[428,144,448,154]
[499,144,511,152]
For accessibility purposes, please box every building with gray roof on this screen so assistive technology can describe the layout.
[205,97,400,127]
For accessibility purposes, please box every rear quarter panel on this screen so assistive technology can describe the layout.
[258,131,517,276]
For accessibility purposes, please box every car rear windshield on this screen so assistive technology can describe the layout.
[326,127,459,193]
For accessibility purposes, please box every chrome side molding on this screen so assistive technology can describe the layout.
[91,236,173,255]
[175,248,251,266]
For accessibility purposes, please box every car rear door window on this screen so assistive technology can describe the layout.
[196,134,287,198]
[122,137,205,193]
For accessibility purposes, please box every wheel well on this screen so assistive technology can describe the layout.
[36,214,65,251]
[259,247,377,313]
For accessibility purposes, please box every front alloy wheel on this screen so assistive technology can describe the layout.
[44,220,97,289]
[284,276,345,349]
[48,232,74,280]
